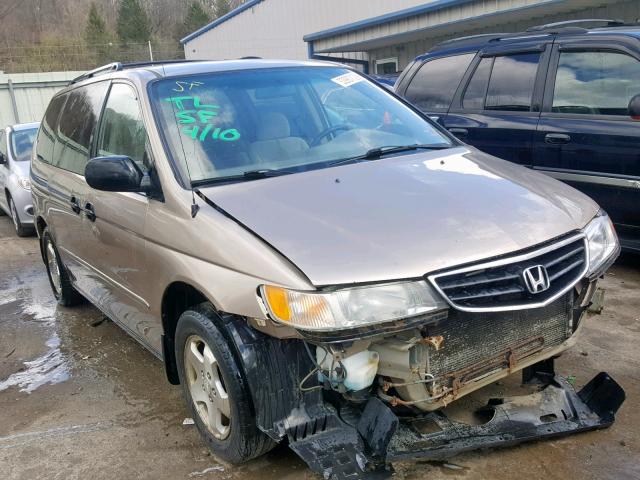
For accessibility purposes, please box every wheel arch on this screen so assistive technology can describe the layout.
[160,281,211,384]
[36,216,48,261]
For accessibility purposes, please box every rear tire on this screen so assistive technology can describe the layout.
[175,303,276,463]
[42,227,83,306]
[9,196,32,237]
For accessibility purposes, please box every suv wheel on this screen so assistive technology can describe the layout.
[9,196,31,237]
[175,304,276,463]
[42,227,83,306]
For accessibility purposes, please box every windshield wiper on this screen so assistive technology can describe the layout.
[362,144,451,159]
[328,144,452,167]
[242,169,294,179]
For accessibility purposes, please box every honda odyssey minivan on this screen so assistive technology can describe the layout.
[31,59,624,479]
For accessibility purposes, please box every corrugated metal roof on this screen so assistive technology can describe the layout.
[303,0,476,42]
[181,0,266,44]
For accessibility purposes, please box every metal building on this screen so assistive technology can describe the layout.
[0,71,83,128]
[182,0,640,74]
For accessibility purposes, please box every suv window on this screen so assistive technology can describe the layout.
[462,57,492,110]
[485,53,541,111]
[97,83,150,173]
[405,54,474,112]
[36,94,67,164]
[552,50,640,115]
[56,83,109,174]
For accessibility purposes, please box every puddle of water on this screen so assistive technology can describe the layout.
[0,333,70,393]
[0,272,71,393]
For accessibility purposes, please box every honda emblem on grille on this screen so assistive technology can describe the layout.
[522,265,550,294]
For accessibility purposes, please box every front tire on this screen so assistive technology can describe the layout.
[9,196,32,237]
[175,304,276,463]
[42,227,83,306]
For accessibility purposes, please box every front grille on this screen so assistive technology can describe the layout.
[425,292,573,388]
[428,234,587,311]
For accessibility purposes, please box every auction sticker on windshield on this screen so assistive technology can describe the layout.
[331,72,364,88]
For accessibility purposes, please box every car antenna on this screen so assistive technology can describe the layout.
[161,63,200,218]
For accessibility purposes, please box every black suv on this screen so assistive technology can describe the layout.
[395,19,640,251]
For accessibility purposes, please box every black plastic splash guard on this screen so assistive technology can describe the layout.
[290,372,624,479]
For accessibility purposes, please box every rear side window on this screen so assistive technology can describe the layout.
[36,94,67,164]
[485,53,541,111]
[56,82,109,174]
[405,54,474,112]
[552,50,640,115]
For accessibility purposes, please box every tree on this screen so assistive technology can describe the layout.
[85,3,114,66]
[181,1,211,38]
[85,3,110,45]
[117,0,151,44]
[214,0,232,19]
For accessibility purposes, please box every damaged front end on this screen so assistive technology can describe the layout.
[224,232,624,479]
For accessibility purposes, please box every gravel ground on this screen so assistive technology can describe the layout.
[0,215,638,480]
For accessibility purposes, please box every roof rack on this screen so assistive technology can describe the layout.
[526,19,626,32]
[70,62,122,84]
[69,59,198,85]
[437,33,511,46]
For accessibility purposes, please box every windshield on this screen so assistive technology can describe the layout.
[10,127,38,162]
[150,66,453,185]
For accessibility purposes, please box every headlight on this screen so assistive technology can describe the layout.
[584,211,619,275]
[18,178,31,190]
[260,281,446,331]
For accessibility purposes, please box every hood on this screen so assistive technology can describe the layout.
[200,147,599,286]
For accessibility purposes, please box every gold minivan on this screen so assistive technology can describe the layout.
[31,60,624,478]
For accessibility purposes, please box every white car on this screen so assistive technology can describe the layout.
[0,122,39,236]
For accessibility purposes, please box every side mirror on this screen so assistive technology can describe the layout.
[628,94,640,120]
[85,156,148,192]
[0,152,6,164]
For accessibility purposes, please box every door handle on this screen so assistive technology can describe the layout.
[70,196,81,214]
[545,133,571,145]
[448,127,468,137]
[83,202,96,222]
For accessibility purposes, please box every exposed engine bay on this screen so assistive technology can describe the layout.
[234,273,624,479]
[309,290,576,411]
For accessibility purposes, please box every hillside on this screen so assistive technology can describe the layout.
[0,0,242,73]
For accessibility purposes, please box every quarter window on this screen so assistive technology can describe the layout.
[552,50,640,115]
[97,83,150,172]
[56,83,109,174]
[485,53,541,111]
[405,54,474,112]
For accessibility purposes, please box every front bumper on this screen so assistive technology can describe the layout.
[291,372,625,479]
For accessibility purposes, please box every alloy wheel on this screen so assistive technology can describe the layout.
[184,335,231,440]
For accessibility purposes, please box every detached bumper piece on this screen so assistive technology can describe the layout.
[290,373,625,479]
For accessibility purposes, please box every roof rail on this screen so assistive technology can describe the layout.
[437,32,511,46]
[526,19,626,32]
[69,59,199,85]
[70,62,122,84]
